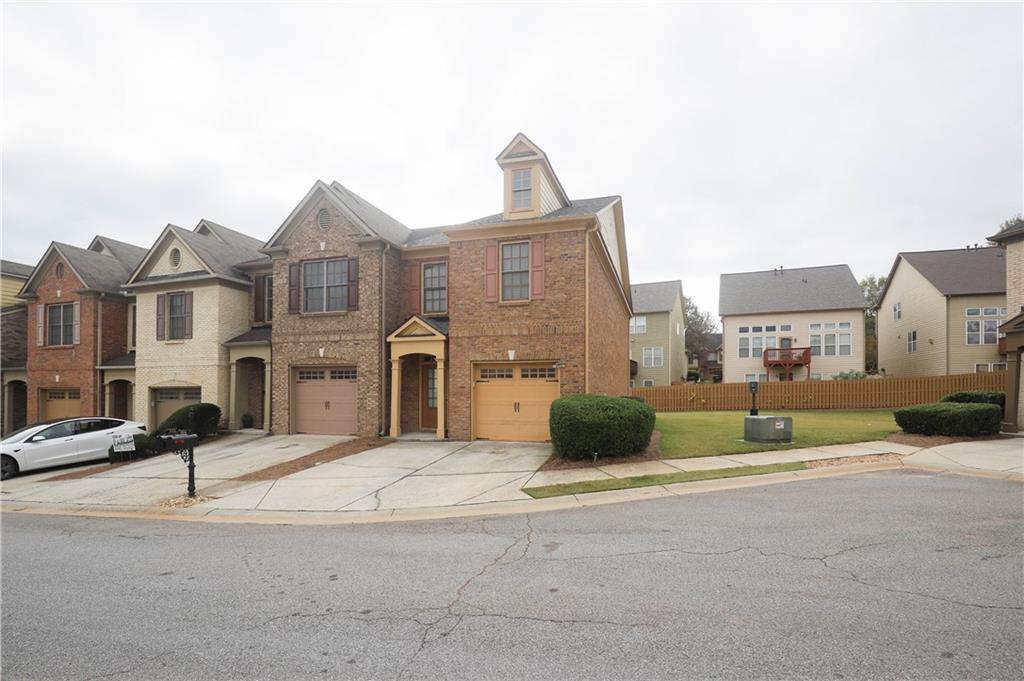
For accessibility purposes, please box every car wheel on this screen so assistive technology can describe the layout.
[1,455,18,481]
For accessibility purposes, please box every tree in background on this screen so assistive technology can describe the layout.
[860,275,887,373]
[996,214,1024,235]
[684,297,719,357]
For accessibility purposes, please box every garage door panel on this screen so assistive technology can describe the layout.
[154,388,201,426]
[43,389,82,420]
[294,367,357,435]
[474,364,559,442]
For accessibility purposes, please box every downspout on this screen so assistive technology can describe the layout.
[96,294,104,415]
[380,243,390,436]
[583,222,599,393]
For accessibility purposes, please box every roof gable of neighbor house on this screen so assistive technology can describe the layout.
[631,281,683,314]
[20,241,142,297]
[1,260,34,280]
[988,219,1024,244]
[127,222,267,287]
[87,236,148,273]
[896,247,1006,297]
[719,264,866,316]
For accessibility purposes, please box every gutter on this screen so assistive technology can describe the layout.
[584,222,599,393]
[380,243,390,436]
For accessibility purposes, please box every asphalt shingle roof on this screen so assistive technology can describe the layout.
[900,248,1006,296]
[101,352,136,367]
[719,265,866,316]
[225,327,272,345]
[631,281,682,314]
[135,225,267,283]
[988,220,1024,244]
[92,237,147,272]
[198,220,266,251]
[1,260,34,279]
[460,196,619,228]
[56,242,141,294]
[329,182,412,247]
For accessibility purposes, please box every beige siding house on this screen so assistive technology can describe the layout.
[988,222,1024,431]
[628,281,685,386]
[876,248,1007,377]
[719,265,867,383]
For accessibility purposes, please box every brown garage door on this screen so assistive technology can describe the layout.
[154,387,202,426]
[43,388,82,420]
[474,363,560,442]
[293,367,358,435]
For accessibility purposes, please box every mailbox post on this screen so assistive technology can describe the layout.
[748,380,759,416]
[155,432,199,497]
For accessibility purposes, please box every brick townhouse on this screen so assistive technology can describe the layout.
[17,237,146,423]
[261,133,632,441]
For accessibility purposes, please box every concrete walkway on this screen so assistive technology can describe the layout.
[903,437,1023,477]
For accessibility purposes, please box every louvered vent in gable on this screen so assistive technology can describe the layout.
[317,209,332,230]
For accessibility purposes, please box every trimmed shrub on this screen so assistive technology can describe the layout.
[107,434,157,463]
[833,370,869,381]
[156,402,221,437]
[940,390,1006,410]
[894,402,1002,437]
[550,394,656,460]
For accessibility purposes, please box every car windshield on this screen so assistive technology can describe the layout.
[1,419,68,443]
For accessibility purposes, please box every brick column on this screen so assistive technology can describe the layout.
[435,357,446,441]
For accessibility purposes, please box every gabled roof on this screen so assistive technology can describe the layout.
[127,221,267,286]
[20,241,142,296]
[0,260,34,279]
[495,133,570,208]
[456,196,621,229]
[719,265,866,316]
[988,219,1024,244]
[87,236,148,272]
[631,280,683,314]
[879,247,1006,302]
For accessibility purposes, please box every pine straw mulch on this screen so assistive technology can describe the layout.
[537,430,663,472]
[232,436,394,481]
[806,453,902,469]
[160,494,214,508]
[884,432,1012,449]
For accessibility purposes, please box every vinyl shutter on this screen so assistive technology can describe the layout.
[484,244,498,302]
[530,239,545,300]
[288,263,300,313]
[156,294,166,340]
[36,304,44,346]
[183,292,193,339]
[72,301,81,344]
[347,257,359,310]
[407,263,420,315]
[254,275,265,323]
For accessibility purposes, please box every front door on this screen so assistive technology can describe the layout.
[780,337,793,349]
[420,361,437,430]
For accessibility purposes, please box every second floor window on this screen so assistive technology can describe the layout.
[907,330,917,352]
[512,169,532,209]
[630,316,647,334]
[893,303,901,320]
[643,346,664,367]
[47,303,75,346]
[304,259,349,313]
[501,242,530,301]
[423,263,447,314]
[168,293,189,340]
[255,274,274,323]
[967,320,998,345]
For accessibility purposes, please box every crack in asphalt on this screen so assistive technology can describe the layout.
[78,649,173,681]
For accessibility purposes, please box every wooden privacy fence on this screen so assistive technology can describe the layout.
[630,372,1008,412]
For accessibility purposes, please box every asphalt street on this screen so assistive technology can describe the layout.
[2,468,1022,680]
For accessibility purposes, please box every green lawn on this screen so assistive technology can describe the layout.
[657,409,899,459]
[525,462,807,499]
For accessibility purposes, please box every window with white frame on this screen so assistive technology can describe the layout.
[629,379,635,388]
[642,378,655,387]
[744,373,768,382]
[893,302,902,320]
[992,362,1007,371]
[975,363,991,373]
[823,333,837,356]
[839,332,852,356]
[907,330,917,352]
[512,169,532,209]
[966,319,999,345]
[810,334,821,356]
[630,316,647,334]
[751,336,764,358]
[738,326,749,333]
[780,324,792,332]
[738,337,750,358]
[643,346,664,368]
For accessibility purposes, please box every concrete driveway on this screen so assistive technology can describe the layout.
[210,440,552,512]
[0,431,349,507]
[904,437,1023,477]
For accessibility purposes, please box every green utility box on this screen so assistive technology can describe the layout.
[744,415,793,443]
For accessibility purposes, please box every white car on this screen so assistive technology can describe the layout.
[1,418,147,480]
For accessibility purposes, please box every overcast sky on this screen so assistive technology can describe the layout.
[3,2,1021,317]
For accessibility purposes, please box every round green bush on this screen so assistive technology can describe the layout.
[550,394,656,460]
[156,402,222,437]
[894,402,1002,437]
[940,390,1005,410]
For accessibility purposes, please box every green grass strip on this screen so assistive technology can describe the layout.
[524,462,807,499]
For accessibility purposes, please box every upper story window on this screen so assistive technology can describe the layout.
[966,307,1005,318]
[966,319,998,345]
[511,169,532,210]
[500,242,530,301]
[128,304,137,350]
[738,337,750,358]
[642,346,663,368]
[893,302,902,320]
[738,326,749,333]
[303,259,350,313]
[46,303,76,346]
[630,316,647,334]
[168,293,189,340]
[907,330,917,352]
[780,324,792,332]
[423,262,447,314]
[254,274,274,323]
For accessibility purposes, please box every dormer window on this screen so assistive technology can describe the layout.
[512,169,532,209]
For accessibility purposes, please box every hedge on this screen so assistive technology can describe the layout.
[156,402,222,437]
[550,394,656,460]
[894,402,1002,437]
[940,390,1006,410]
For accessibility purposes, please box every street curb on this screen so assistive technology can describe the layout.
[1,461,911,526]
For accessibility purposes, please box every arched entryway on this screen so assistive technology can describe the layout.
[107,380,134,420]
[233,357,267,429]
[3,379,27,434]
[387,316,447,439]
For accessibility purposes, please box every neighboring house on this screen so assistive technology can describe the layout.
[696,332,723,382]
[17,237,146,423]
[1,260,33,307]
[876,248,1007,377]
[988,222,1024,431]
[262,133,632,442]
[719,265,867,383]
[123,220,269,430]
[628,281,685,387]
[1,304,28,433]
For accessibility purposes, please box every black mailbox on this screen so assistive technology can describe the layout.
[155,433,199,453]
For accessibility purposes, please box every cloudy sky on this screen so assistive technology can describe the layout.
[3,2,1021,317]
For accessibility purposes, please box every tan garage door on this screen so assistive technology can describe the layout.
[293,367,358,435]
[43,388,82,420]
[154,388,202,426]
[474,364,560,442]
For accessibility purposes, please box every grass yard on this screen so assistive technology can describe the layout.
[657,409,899,459]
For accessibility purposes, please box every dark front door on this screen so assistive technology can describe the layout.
[421,361,437,430]
[781,338,793,349]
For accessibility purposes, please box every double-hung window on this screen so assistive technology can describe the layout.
[751,337,764,358]
[303,259,349,313]
[738,337,750,358]
[423,262,447,314]
[500,242,530,301]
[263,275,274,322]
[907,330,917,352]
[46,303,75,346]
[967,320,999,345]
[823,333,837,356]
[643,346,664,368]
[512,169,532,209]
[809,334,822,356]
[630,316,647,334]
[168,293,188,340]
[893,303,902,320]
[838,332,852,356]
